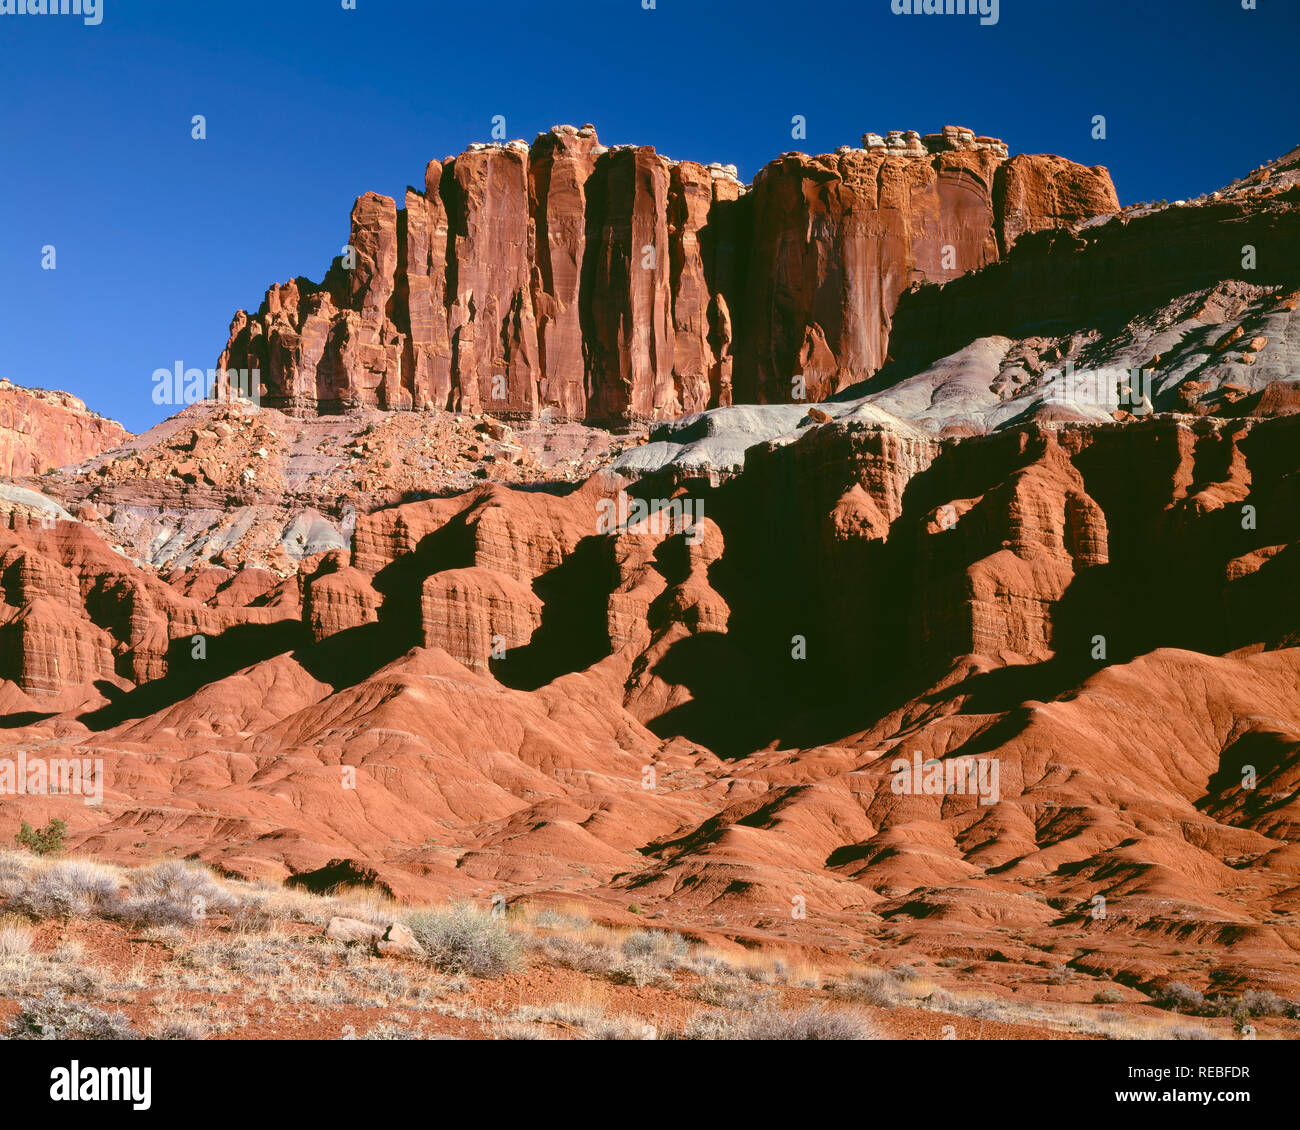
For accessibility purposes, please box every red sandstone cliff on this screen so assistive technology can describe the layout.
[0,379,128,476]
[219,125,1117,424]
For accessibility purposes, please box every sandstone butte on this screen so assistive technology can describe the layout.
[218,125,1118,422]
[3,131,1300,1011]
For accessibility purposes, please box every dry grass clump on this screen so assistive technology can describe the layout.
[112,859,242,927]
[690,978,771,1010]
[503,1000,650,1041]
[0,850,36,898]
[177,933,302,979]
[406,902,523,978]
[528,907,594,933]
[621,928,689,962]
[12,859,121,919]
[359,1020,423,1040]
[534,934,619,976]
[608,955,675,989]
[148,1015,211,1041]
[829,966,916,1008]
[3,989,136,1040]
[681,1004,879,1041]
[1150,982,1206,1014]
[0,913,33,957]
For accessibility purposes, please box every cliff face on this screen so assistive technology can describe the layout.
[884,191,1300,381]
[219,125,1117,424]
[0,380,128,476]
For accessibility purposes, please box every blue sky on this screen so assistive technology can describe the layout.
[1,0,1296,433]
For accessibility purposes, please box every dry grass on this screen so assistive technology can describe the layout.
[826,963,1229,1040]
[680,1003,879,1041]
[0,851,1272,1041]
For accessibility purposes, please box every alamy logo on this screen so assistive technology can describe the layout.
[1044,362,1153,415]
[891,0,999,26]
[596,494,706,545]
[0,752,104,806]
[152,363,261,407]
[0,0,102,25]
[890,751,1001,806]
[50,1062,151,1111]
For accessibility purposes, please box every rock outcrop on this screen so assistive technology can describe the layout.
[220,126,1116,423]
[0,379,128,476]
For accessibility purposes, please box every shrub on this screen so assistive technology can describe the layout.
[406,903,522,978]
[0,917,33,957]
[496,1021,554,1040]
[608,956,672,989]
[509,1002,647,1040]
[1239,990,1293,1018]
[748,1005,879,1040]
[361,1022,420,1040]
[177,935,289,979]
[830,970,907,1008]
[582,1015,648,1040]
[0,850,34,898]
[621,929,689,961]
[1152,982,1205,1014]
[149,1017,209,1040]
[1093,988,1126,1004]
[112,859,239,927]
[535,935,618,976]
[4,990,136,1040]
[680,1010,743,1040]
[15,861,119,919]
[14,819,67,856]
[692,979,769,1010]
[532,909,591,932]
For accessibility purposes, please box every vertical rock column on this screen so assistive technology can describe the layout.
[583,147,675,423]
[529,126,603,419]
[403,160,455,410]
[445,143,541,417]
[340,191,405,409]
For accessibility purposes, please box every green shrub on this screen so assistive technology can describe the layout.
[15,819,66,856]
